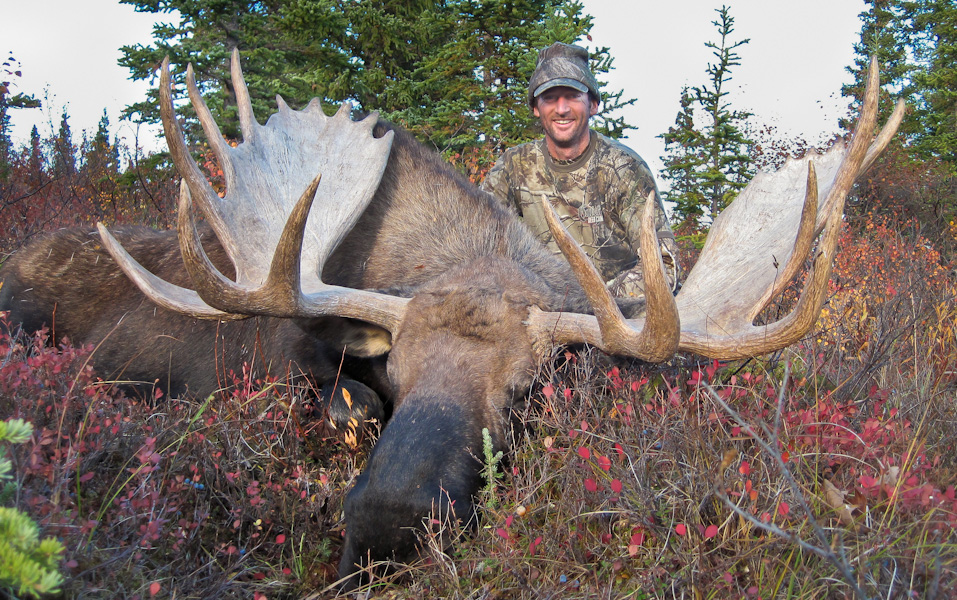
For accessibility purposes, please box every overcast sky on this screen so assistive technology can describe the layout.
[6,0,866,177]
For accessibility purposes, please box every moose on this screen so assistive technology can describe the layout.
[0,49,901,587]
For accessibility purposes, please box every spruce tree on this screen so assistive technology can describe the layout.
[117,0,633,175]
[844,0,957,164]
[909,0,957,163]
[51,110,76,178]
[659,87,707,228]
[658,5,753,227]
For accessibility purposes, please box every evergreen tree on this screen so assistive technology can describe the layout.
[81,111,123,220]
[659,87,707,228]
[0,53,40,181]
[25,126,46,189]
[658,5,753,227]
[844,0,957,164]
[51,109,76,178]
[118,0,633,175]
[843,0,956,249]
[908,0,957,163]
[82,111,121,176]
[0,419,65,599]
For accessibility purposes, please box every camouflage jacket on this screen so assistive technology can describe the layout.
[482,131,680,296]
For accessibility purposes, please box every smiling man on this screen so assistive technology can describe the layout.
[482,42,680,297]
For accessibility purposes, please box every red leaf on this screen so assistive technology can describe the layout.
[275,534,286,544]
[542,384,554,399]
[577,447,591,460]
[704,524,718,539]
[675,523,687,536]
[610,479,623,493]
[597,455,611,471]
[778,501,790,516]
[584,478,598,492]
[150,582,161,596]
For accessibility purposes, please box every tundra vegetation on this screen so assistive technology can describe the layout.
[1,5,957,600]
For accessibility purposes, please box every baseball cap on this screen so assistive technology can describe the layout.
[528,42,600,107]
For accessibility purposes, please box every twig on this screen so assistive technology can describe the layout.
[705,364,870,600]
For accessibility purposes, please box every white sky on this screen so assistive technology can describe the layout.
[6,0,866,177]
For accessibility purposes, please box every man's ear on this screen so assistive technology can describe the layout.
[533,103,541,118]
[589,98,600,116]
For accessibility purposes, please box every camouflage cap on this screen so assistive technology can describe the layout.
[528,42,600,107]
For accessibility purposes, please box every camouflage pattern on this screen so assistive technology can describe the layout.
[482,131,680,298]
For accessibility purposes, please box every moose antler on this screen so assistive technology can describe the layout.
[98,49,408,332]
[531,57,904,361]
[98,49,685,363]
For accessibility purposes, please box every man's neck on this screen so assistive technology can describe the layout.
[544,130,593,163]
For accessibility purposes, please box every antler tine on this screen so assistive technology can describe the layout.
[231,47,258,141]
[158,57,230,244]
[859,97,906,177]
[531,192,679,362]
[817,56,881,221]
[94,59,244,320]
[96,219,239,320]
[187,62,236,196]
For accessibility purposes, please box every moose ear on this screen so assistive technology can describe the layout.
[302,317,393,357]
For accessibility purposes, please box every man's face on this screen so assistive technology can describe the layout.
[533,86,599,157]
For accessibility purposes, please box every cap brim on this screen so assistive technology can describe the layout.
[533,78,589,98]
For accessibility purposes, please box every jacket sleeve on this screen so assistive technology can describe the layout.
[480,154,522,216]
[615,168,682,291]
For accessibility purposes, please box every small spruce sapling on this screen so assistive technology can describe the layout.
[481,428,504,509]
[0,418,65,598]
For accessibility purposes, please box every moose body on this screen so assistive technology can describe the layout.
[0,226,393,423]
[0,49,902,590]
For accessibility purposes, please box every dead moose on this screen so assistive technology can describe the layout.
[0,49,902,587]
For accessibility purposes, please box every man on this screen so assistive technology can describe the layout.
[482,42,680,297]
